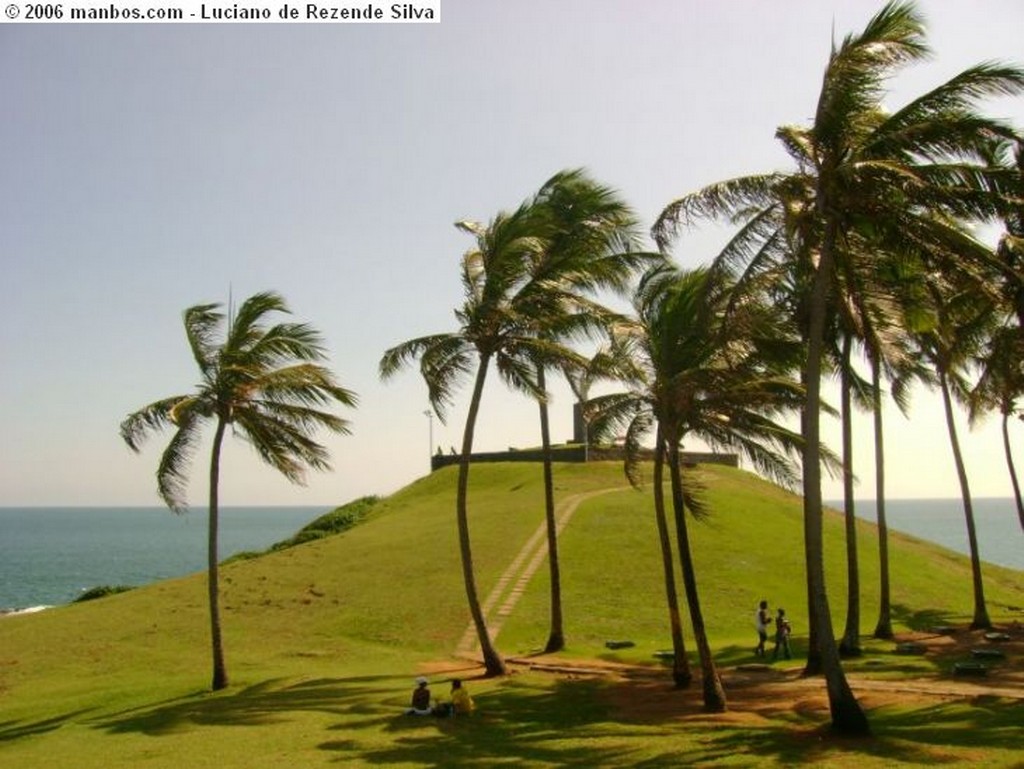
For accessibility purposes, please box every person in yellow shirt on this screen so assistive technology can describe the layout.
[450,678,474,716]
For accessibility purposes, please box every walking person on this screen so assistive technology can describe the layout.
[772,608,792,660]
[754,599,771,657]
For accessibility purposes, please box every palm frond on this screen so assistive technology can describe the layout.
[120,395,200,452]
[183,303,224,377]
[224,291,290,356]
[156,415,205,512]
[652,174,787,251]
[623,410,654,489]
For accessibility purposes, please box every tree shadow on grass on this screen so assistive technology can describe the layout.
[319,676,681,767]
[94,674,404,737]
[0,709,94,743]
[681,719,934,768]
[653,696,1022,767]
[334,673,1022,768]
[714,642,809,669]
[872,696,1023,752]
[890,604,961,633]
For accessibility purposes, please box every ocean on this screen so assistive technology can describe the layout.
[829,497,1022,572]
[1,499,1020,613]
[0,506,324,612]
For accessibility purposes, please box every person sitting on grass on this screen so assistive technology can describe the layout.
[450,678,475,716]
[405,676,433,715]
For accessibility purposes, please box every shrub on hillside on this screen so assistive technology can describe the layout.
[270,495,380,552]
[75,585,134,603]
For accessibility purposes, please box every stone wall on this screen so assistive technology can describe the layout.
[430,446,738,472]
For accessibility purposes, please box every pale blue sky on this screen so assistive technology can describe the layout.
[2,1,1022,508]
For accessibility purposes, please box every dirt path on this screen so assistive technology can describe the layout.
[455,486,625,657]
[497,631,1024,717]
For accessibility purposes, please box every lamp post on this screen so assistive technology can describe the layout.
[423,409,434,470]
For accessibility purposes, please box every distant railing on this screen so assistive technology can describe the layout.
[430,446,737,472]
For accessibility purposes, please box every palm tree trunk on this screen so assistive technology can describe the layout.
[938,369,991,630]
[839,335,862,657]
[871,357,893,639]
[1002,412,1024,532]
[668,438,725,712]
[803,219,869,734]
[457,356,508,676]
[799,370,822,677]
[653,430,691,688]
[208,417,229,691]
[537,367,565,653]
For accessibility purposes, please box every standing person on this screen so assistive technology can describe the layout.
[772,608,792,660]
[450,678,475,716]
[405,676,433,715]
[754,600,771,657]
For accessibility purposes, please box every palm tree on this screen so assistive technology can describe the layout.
[831,249,922,652]
[834,332,867,657]
[121,291,356,691]
[590,264,806,711]
[654,1,1023,732]
[519,169,649,653]
[913,272,1001,629]
[972,140,1024,531]
[971,325,1024,530]
[589,349,693,688]
[380,200,581,676]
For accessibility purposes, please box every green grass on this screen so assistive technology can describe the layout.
[1,461,1021,767]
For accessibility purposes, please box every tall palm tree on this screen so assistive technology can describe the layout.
[869,249,950,639]
[590,264,806,712]
[121,291,356,691]
[520,169,649,653]
[654,1,1023,732]
[835,332,866,657]
[914,274,1000,629]
[830,249,920,652]
[972,140,1024,531]
[589,351,693,689]
[971,325,1024,530]
[380,201,580,676]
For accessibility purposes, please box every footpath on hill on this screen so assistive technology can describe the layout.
[455,486,625,657]
[448,484,1024,714]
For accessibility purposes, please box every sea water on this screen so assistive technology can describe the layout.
[841,497,1022,571]
[0,506,324,611]
[1,500,1020,612]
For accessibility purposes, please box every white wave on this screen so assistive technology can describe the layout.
[1,605,52,617]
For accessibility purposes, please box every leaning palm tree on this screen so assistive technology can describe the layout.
[588,341,693,689]
[520,168,650,653]
[380,201,580,676]
[590,264,806,712]
[654,1,1024,732]
[121,291,356,691]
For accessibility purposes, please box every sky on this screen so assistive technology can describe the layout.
[2,0,1023,509]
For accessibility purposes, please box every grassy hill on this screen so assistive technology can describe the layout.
[1,461,1021,768]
